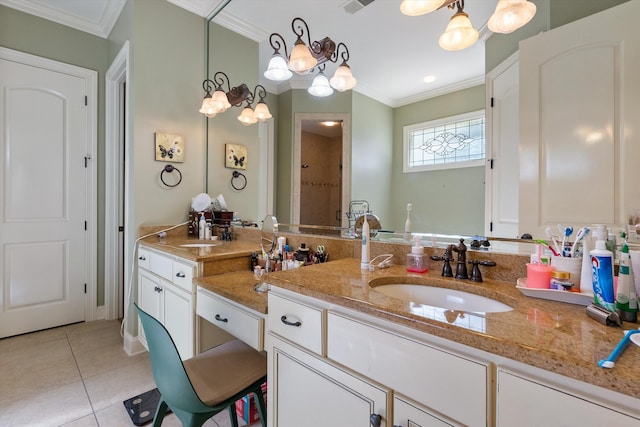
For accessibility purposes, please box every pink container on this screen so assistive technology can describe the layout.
[526,263,554,289]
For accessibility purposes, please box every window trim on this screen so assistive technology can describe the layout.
[403,110,486,173]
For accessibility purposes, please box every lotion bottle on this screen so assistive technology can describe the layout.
[406,235,428,273]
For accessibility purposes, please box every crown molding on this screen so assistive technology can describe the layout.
[392,75,486,108]
[0,0,126,38]
[213,10,269,42]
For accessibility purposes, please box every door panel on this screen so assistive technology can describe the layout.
[0,54,89,337]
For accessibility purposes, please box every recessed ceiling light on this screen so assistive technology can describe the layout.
[321,121,338,126]
[423,75,436,83]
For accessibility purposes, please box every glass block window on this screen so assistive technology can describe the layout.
[403,110,485,172]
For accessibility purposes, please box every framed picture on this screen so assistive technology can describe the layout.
[225,143,247,170]
[155,132,185,162]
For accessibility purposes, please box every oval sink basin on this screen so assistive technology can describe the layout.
[179,243,222,248]
[372,284,513,313]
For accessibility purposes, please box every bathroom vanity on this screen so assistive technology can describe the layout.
[196,257,640,427]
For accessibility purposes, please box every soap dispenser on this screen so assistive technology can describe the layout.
[407,235,428,273]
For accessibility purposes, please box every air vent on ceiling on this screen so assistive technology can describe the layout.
[343,0,375,15]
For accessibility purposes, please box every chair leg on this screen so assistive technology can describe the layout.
[153,400,169,427]
[228,404,239,427]
[254,385,267,427]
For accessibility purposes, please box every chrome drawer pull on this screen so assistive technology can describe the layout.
[175,272,186,278]
[280,315,302,327]
[214,314,228,323]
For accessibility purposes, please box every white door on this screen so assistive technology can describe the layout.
[485,53,519,238]
[0,50,95,337]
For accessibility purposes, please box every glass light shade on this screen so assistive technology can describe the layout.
[400,0,446,16]
[210,89,231,113]
[253,101,272,122]
[238,106,258,126]
[329,64,357,92]
[198,97,217,118]
[288,40,317,75]
[307,73,334,97]
[438,11,479,51]
[264,53,293,81]
[488,0,536,34]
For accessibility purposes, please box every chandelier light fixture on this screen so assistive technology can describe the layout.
[264,17,357,97]
[400,0,536,50]
[199,71,272,125]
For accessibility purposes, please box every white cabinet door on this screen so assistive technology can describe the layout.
[497,370,640,427]
[268,333,389,427]
[393,395,454,427]
[162,282,194,360]
[519,1,640,237]
[137,269,162,345]
[485,52,519,238]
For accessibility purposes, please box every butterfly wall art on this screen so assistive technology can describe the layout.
[155,132,185,162]
[225,143,247,170]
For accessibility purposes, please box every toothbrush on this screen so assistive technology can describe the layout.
[545,227,562,255]
[535,239,560,257]
[560,226,573,256]
[569,227,590,258]
[598,329,640,368]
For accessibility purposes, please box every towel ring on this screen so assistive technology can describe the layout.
[231,171,247,191]
[161,164,182,187]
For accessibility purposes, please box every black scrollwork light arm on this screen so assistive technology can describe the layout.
[269,32,289,58]
[291,17,313,47]
[333,42,351,65]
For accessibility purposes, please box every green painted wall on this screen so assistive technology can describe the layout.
[391,85,486,235]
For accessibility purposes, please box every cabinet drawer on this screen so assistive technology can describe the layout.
[327,312,488,427]
[149,251,172,280]
[172,259,194,292]
[137,247,150,270]
[197,289,264,351]
[268,293,324,355]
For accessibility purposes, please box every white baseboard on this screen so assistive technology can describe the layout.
[123,331,146,356]
[95,305,105,320]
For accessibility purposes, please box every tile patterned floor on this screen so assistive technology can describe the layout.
[0,320,261,427]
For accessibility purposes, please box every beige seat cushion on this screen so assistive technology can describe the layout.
[183,339,267,406]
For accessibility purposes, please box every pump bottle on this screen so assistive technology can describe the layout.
[407,235,428,273]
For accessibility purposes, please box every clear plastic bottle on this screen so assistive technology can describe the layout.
[407,235,428,273]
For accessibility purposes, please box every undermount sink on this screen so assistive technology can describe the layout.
[371,283,513,313]
[179,242,222,248]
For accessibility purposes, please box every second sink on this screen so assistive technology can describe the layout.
[371,283,513,313]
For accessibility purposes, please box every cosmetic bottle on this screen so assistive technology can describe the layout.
[406,235,428,273]
[198,213,206,239]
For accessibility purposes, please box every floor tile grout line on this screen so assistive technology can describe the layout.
[64,328,101,426]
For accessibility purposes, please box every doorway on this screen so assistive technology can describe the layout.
[105,42,130,322]
[292,113,351,230]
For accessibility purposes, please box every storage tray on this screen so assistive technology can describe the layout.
[516,278,593,306]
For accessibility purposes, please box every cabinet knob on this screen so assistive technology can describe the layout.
[280,315,302,327]
[138,256,146,260]
[214,314,228,323]
[155,286,163,293]
[370,414,382,427]
[175,272,186,278]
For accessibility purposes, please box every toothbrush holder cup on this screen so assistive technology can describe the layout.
[526,263,554,289]
[550,256,582,288]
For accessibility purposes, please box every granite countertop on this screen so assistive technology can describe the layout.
[139,237,259,263]
[196,258,640,401]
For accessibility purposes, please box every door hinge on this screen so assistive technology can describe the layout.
[490,97,494,107]
[84,155,91,167]
[84,221,87,230]
[490,222,494,232]
[84,283,87,293]
[490,158,494,169]
[85,96,88,106]
[119,226,124,232]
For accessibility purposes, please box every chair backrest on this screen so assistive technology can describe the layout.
[135,304,210,413]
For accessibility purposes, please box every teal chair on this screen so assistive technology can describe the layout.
[135,304,267,427]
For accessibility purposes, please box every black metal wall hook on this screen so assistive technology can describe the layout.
[160,164,182,187]
[231,170,247,191]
